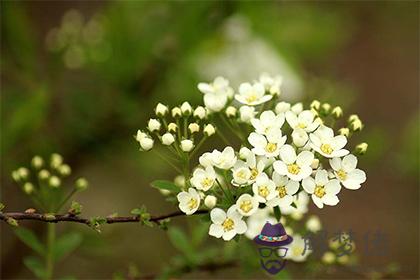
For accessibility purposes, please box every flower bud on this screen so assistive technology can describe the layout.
[174,175,186,188]
[17,167,29,180]
[161,133,175,145]
[193,106,206,119]
[306,215,322,232]
[239,147,252,159]
[310,108,319,117]
[171,107,182,118]
[49,176,61,188]
[39,169,50,180]
[355,142,368,155]
[159,189,171,196]
[348,114,359,123]
[285,226,294,235]
[51,153,63,169]
[275,102,291,114]
[292,128,308,147]
[350,119,363,131]
[11,171,20,182]
[188,123,200,134]
[23,182,34,195]
[338,128,350,137]
[225,106,237,118]
[204,195,217,209]
[239,106,255,123]
[310,100,321,110]
[180,102,192,115]
[322,252,336,264]
[75,177,88,191]
[136,130,147,141]
[155,103,168,117]
[331,106,343,118]
[203,124,216,136]
[168,122,177,132]
[58,164,71,176]
[139,137,154,151]
[321,103,331,114]
[180,139,194,152]
[291,102,303,114]
[31,156,44,169]
[337,255,350,265]
[311,158,319,169]
[148,119,161,132]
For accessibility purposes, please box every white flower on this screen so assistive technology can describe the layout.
[251,110,285,135]
[181,102,192,115]
[231,153,267,186]
[199,152,213,167]
[248,129,286,157]
[291,102,303,114]
[291,128,309,147]
[161,133,175,145]
[252,173,277,203]
[236,193,259,216]
[329,154,366,190]
[273,145,314,181]
[193,106,207,119]
[302,169,341,209]
[155,103,168,116]
[190,166,216,191]
[259,73,283,95]
[148,119,161,132]
[275,101,291,114]
[211,147,237,170]
[188,123,200,134]
[209,206,247,241]
[281,191,309,220]
[306,215,322,233]
[267,172,299,207]
[225,106,237,117]
[198,76,233,112]
[177,188,201,215]
[204,195,217,209]
[286,110,320,132]
[203,124,216,136]
[239,106,256,122]
[138,137,154,151]
[235,82,272,106]
[283,234,311,262]
[310,125,349,158]
[239,147,252,159]
[135,130,148,142]
[244,207,277,239]
[180,139,194,152]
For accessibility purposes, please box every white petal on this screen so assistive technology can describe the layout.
[273,161,288,175]
[296,151,314,167]
[329,157,342,171]
[323,195,339,206]
[222,230,237,241]
[342,154,358,172]
[177,192,190,203]
[248,133,267,148]
[332,135,347,150]
[278,195,294,207]
[315,170,329,186]
[210,208,226,224]
[316,125,334,139]
[312,195,324,208]
[331,149,350,158]
[235,220,247,234]
[285,111,298,128]
[298,110,314,125]
[302,177,315,193]
[286,180,300,195]
[309,133,322,147]
[209,224,224,238]
[279,145,296,164]
[325,179,341,194]
[298,166,313,180]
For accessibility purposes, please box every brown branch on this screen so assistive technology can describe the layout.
[0,209,208,226]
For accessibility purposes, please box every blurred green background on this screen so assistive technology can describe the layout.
[1,1,418,279]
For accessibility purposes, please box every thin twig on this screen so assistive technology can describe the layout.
[0,209,208,226]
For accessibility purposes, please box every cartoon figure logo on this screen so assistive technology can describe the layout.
[254,222,293,274]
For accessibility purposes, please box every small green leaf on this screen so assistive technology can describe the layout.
[274,206,281,222]
[24,256,46,278]
[151,180,180,193]
[68,201,82,215]
[168,227,195,260]
[14,228,45,256]
[130,205,147,216]
[0,203,5,212]
[53,232,83,261]
[191,222,208,247]
[291,202,297,209]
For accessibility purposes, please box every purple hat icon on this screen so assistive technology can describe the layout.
[254,222,293,247]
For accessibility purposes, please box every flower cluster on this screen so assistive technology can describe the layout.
[137,74,367,243]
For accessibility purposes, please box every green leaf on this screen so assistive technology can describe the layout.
[14,228,45,256]
[291,202,297,209]
[274,206,281,222]
[23,256,46,278]
[167,227,195,261]
[191,222,209,248]
[151,180,180,193]
[52,232,83,261]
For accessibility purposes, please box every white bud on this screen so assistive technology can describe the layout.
[12,171,20,182]
[136,130,148,141]
[23,182,34,194]
[322,252,336,264]
[338,128,350,137]
[321,103,331,114]
[337,255,350,265]
[193,106,206,119]
[350,119,363,131]
[306,215,322,232]
[204,195,217,209]
[355,142,368,155]
[225,106,237,118]
[180,139,194,152]
[239,147,252,159]
[181,102,192,115]
[75,177,88,191]
[174,175,186,188]
[168,122,177,132]
[17,167,29,180]
[38,169,50,180]
[311,159,319,169]
[291,102,303,114]
[50,153,63,169]
[155,103,168,116]
[171,107,182,118]
[331,106,343,118]
[161,133,175,145]
[58,164,71,176]
[348,114,359,123]
[49,176,61,188]
[239,106,255,123]
[292,129,308,147]
[310,100,321,110]
[203,124,215,136]
[159,189,171,196]
[188,123,200,134]
[31,156,44,169]
[275,102,291,114]
[148,119,161,132]
[139,137,154,151]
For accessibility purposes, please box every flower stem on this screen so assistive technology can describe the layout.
[45,223,55,280]
[55,188,77,212]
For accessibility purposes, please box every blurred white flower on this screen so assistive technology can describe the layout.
[306,215,322,233]
[281,191,309,219]
[138,136,154,151]
[177,188,201,215]
[251,110,285,135]
[180,139,194,152]
[209,206,247,241]
[190,166,216,191]
[235,82,272,106]
[310,125,349,158]
[259,73,283,95]
[210,147,237,170]
[284,234,311,262]
[275,101,291,114]
[225,106,237,117]
[273,145,313,181]
[267,172,299,207]
[181,102,192,115]
[239,106,256,123]
[329,154,366,190]
[198,76,233,112]
[302,169,341,209]
[188,123,200,134]
[291,128,309,147]
[248,129,286,158]
[252,173,276,203]
[244,207,277,239]
[193,106,207,119]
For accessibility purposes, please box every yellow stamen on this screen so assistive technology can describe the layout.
[314,185,326,198]
[277,186,287,198]
[250,168,259,180]
[320,143,333,155]
[287,164,300,175]
[337,169,347,181]
[265,143,277,153]
[188,198,198,210]
[246,94,257,103]
[297,123,307,129]
[240,200,253,213]
[222,218,235,231]
[258,185,269,198]
[201,177,214,188]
